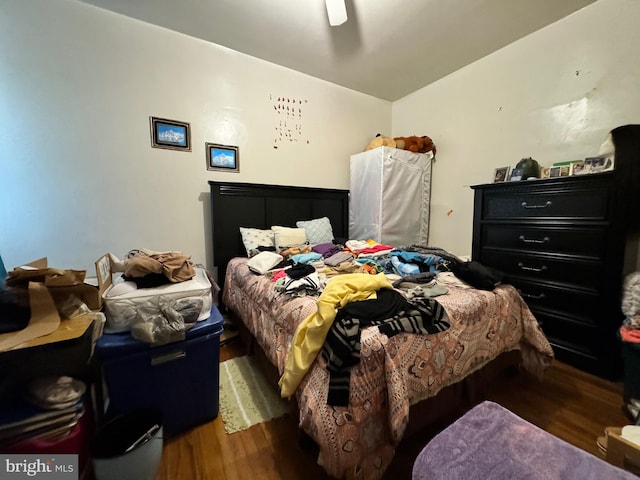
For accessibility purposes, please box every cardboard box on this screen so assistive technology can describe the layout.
[6,255,112,311]
[606,427,640,475]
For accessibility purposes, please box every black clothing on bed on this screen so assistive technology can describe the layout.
[408,245,504,290]
[286,263,316,279]
[321,288,450,406]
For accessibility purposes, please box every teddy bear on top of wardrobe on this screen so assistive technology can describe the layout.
[364,133,436,157]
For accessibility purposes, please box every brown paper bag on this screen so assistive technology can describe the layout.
[5,257,85,287]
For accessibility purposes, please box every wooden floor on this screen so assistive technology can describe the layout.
[155,337,630,480]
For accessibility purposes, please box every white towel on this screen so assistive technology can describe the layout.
[247,251,283,275]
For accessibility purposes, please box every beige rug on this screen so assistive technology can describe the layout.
[219,355,290,434]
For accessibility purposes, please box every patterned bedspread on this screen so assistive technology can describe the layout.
[223,257,554,480]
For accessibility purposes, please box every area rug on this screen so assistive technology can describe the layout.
[219,355,290,434]
[412,401,638,480]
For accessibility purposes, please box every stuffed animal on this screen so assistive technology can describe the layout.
[394,135,437,156]
[364,134,396,151]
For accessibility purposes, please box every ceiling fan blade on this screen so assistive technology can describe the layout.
[325,0,347,26]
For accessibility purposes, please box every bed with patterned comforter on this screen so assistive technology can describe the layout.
[222,256,554,480]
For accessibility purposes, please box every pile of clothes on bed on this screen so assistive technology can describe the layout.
[246,239,504,298]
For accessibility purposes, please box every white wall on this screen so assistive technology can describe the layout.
[0,0,390,273]
[392,0,640,257]
[3,0,637,274]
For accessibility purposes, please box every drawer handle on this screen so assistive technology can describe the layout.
[521,292,546,300]
[517,262,547,273]
[521,201,552,209]
[519,235,549,244]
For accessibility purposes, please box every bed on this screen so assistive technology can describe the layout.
[209,180,554,480]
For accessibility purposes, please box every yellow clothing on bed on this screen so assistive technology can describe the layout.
[279,272,393,398]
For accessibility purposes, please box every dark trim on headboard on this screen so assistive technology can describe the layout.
[208,181,349,293]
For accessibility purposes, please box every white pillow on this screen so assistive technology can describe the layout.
[271,226,308,253]
[239,227,275,257]
[296,217,334,245]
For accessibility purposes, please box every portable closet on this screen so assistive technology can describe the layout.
[349,146,433,246]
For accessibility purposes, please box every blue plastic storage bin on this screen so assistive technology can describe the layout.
[96,307,224,436]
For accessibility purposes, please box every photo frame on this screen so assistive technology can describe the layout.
[585,155,614,174]
[559,165,571,177]
[510,167,524,181]
[150,117,191,151]
[549,166,561,178]
[493,166,510,183]
[206,143,239,172]
[570,161,586,175]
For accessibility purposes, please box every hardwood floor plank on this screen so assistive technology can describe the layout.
[156,340,631,480]
[486,359,628,457]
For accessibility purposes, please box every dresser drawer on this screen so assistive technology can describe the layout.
[483,188,609,220]
[480,249,602,291]
[508,279,600,325]
[531,309,599,357]
[481,225,607,259]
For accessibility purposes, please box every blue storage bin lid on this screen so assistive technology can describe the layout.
[97,306,224,359]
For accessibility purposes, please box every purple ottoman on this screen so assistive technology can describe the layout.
[412,401,635,480]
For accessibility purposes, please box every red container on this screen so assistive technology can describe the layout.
[3,407,94,479]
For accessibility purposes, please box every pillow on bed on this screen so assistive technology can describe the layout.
[239,227,275,257]
[271,226,308,253]
[296,217,334,245]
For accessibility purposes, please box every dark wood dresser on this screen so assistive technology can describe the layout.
[471,172,635,379]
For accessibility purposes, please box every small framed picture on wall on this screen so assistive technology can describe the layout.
[149,116,191,151]
[206,143,239,172]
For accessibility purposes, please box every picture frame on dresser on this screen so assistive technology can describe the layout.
[509,168,523,181]
[586,155,614,174]
[570,161,586,175]
[493,166,510,183]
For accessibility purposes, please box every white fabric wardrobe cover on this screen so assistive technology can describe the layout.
[349,146,433,246]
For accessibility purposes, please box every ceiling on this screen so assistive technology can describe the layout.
[79,0,597,101]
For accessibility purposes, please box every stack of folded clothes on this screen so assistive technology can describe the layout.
[0,376,86,446]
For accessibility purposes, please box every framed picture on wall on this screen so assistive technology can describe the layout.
[149,116,191,151]
[206,143,239,172]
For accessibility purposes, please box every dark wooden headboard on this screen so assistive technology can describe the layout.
[208,181,349,291]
